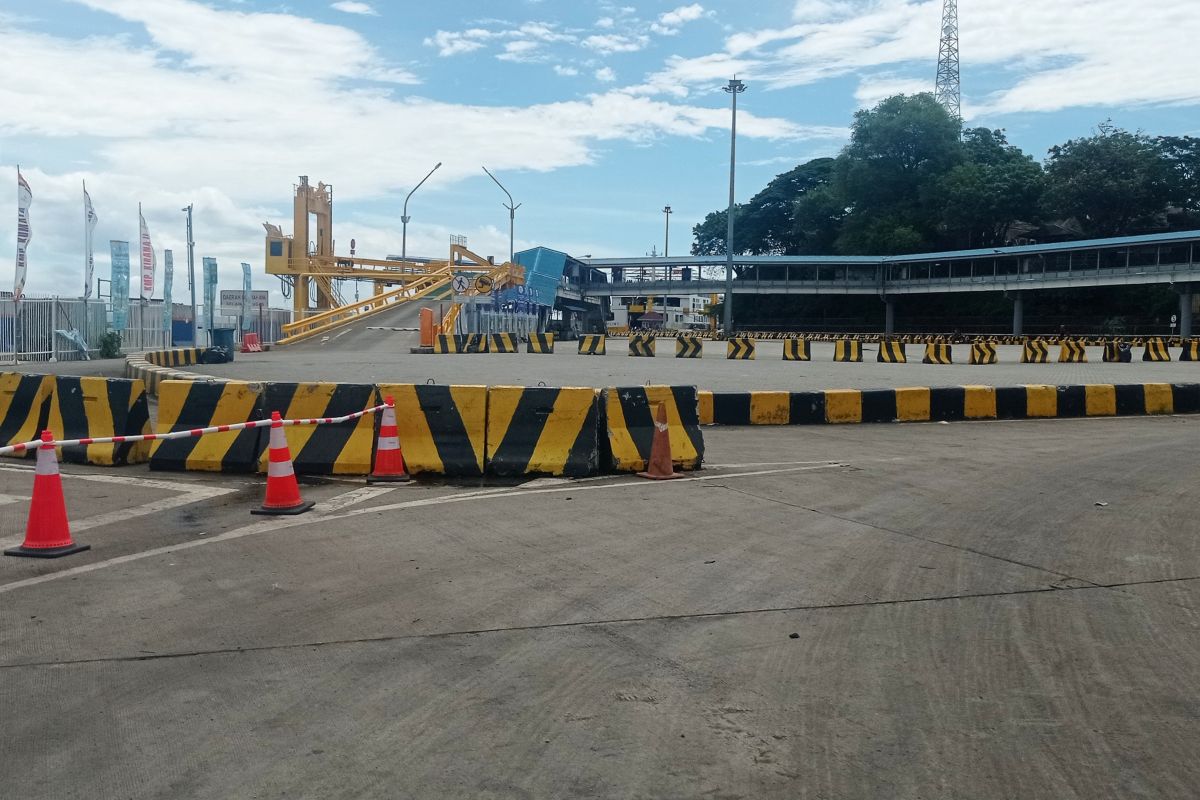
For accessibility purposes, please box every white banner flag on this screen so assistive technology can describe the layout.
[15,168,31,302]
[83,180,98,300]
[138,203,156,300]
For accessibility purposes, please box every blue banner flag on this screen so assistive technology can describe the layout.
[240,262,252,330]
[162,250,174,334]
[110,240,130,331]
[202,257,218,334]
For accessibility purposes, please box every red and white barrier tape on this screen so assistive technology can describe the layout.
[0,402,390,457]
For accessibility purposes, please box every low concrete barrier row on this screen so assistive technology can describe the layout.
[149,381,704,478]
[126,353,225,394]
[0,372,151,465]
[698,383,1199,425]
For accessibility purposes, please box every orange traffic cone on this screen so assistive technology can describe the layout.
[368,396,410,483]
[252,412,314,516]
[637,402,683,480]
[5,430,91,558]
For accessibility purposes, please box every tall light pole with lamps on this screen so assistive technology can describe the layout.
[401,162,441,261]
[662,205,672,328]
[482,166,520,263]
[722,77,745,334]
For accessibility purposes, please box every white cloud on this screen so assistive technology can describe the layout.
[595,66,616,82]
[424,28,494,57]
[582,33,649,53]
[497,40,543,62]
[623,53,760,98]
[651,3,709,34]
[595,17,615,29]
[853,75,929,107]
[791,0,854,22]
[330,1,377,15]
[0,1,827,298]
[553,64,579,76]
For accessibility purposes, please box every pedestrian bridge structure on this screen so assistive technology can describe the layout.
[575,230,1200,336]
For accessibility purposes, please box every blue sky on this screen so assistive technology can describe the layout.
[1,0,1198,303]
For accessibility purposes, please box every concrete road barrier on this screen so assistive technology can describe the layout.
[48,376,151,466]
[485,386,600,477]
[603,385,703,472]
[377,383,487,477]
[0,372,53,457]
[150,380,265,472]
[258,382,378,475]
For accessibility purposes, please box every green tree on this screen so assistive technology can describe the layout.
[833,93,963,253]
[1043,122,1173,236]
[938,128,1044,248]
[1156,135,1200,219]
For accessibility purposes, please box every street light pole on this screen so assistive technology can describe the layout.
[401,162,441,261]
[482,166,521,263]
[722,77,745,334]
[182,204,197,345]
[662,205,672,329]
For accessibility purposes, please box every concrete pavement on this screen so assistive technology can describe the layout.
[2,416,1199,798]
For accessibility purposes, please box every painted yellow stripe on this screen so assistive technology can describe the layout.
[1024,385,1057,417]
[894,387,930,422]
[644,386,698,464]
[749,391,789,425]
[485,385,524,464]
[963,385,997,419]
[186,383,258,471]
[697,391,713,425]
[528,388,596,474]
[1144,383,1173,414]
[824,389,862,424]
[1085,384,1116,417]
[451,385,488,470]
[604,390,639,469]
[386,384,442,473]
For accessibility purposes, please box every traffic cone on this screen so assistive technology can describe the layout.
[252,412,314,516]
[5,430,91,558]
[637,402,683,480]
[368,396,410,483]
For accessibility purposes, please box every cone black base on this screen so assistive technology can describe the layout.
[367,473,410,484]
[251,500,315,516]
[4,542,91,559]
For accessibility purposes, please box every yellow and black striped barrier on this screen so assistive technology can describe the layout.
[1059,340,1088,363]
[578,334,606,355]
[1021,340,1050,363]
[726,338,755,360]
[526,333,554,354]
[378,383,486,476]
[150,380,265,472]
[258,382,378,475]
[0,372,54,457]
[782,338,810,361]
[1180,340,1200,361]
[877,341,906,363]
[146,348,207,367]
[969,342,997,365]
[833,339,862,362]
[463,333,489,354]
[1143,337,1170,361]
[433,334,460,354]
[922,343,952,364]
[628,333,656,357]
[675,336,703,359]
[48,376,151,466]
[485,386,600,477]
[701,382,1200,426]
[603,386,703,472]
[489,333,519,353]
[1102,341,1132,362]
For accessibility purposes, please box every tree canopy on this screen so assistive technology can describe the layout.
[692,93,1199,258]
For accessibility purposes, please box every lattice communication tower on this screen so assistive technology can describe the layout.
[934,0,961,120]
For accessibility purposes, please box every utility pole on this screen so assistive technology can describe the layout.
[934,0,961,121]
[482,166,520,263]
[662,205,672,329]
[722,78,745,334]
[401,162,441,261]
[182,204,197,345]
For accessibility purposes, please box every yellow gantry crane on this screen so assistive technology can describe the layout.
[263,176,523,345]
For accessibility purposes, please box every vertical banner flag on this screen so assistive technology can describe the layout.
[202,257,218,334]
[138,204,156,301]
[240,262,252,330]
[110,240,130,331]
[83,180,97,299]
[162,249,174,333]
[15,168,32,302]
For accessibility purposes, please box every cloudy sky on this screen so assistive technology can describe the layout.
[1,0,1198,304]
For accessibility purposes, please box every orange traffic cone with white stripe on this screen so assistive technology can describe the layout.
[637,402,683,480]
[5,430,91,558]
[368,396,410,483]
[252,412,314,516]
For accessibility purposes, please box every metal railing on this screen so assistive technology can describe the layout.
[0,296,108,362]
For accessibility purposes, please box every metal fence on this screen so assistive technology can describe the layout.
[0,296,109,362]
[118,302,171,353]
